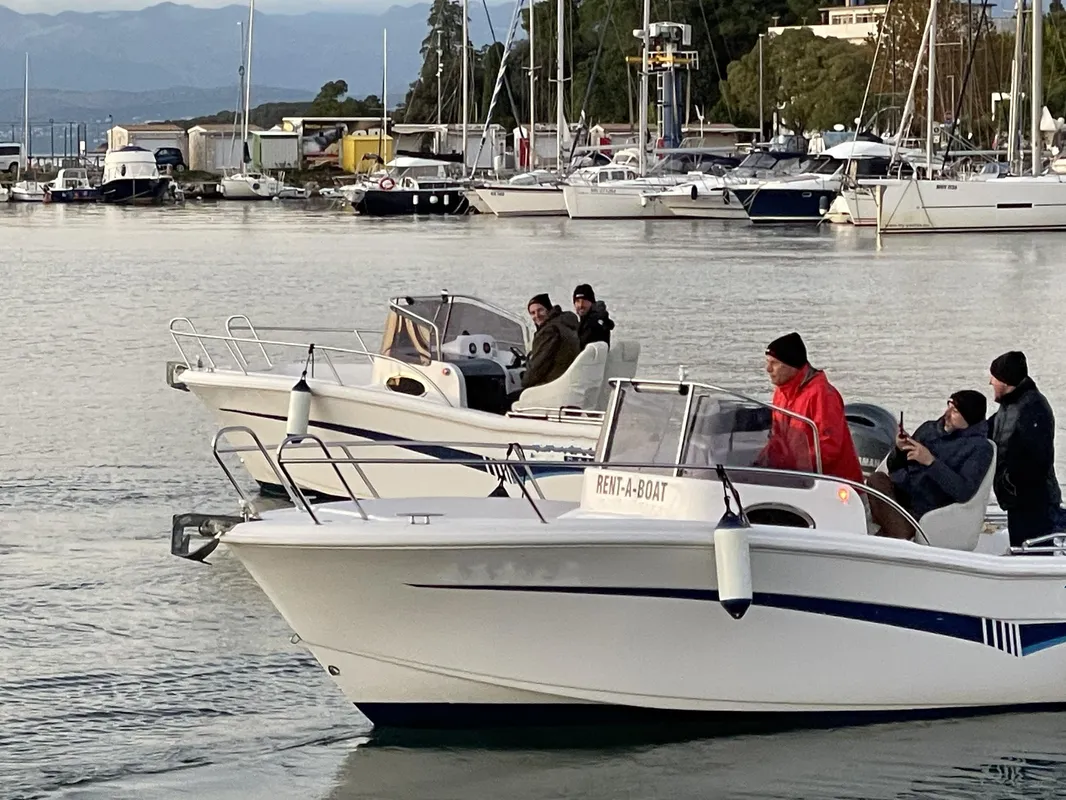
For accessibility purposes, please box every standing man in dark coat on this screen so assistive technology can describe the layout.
[572,284,614,350]
[988,351,1063,546]
[521,293,580,390]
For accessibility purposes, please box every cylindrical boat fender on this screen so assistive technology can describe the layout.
[286,376,312,437]
[714,511,752,620]
[690,184,698,200]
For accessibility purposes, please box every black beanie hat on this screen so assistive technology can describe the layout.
[950,390,987,426]
[573,284,596,303]
[528,293,552,312]
[766,332,808,369]
[990,351,1028,387]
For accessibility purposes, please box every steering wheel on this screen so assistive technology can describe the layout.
[508,346,527,369]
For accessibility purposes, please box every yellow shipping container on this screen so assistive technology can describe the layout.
[341,133,393,173]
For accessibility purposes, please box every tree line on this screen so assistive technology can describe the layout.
[395,0,1066,149]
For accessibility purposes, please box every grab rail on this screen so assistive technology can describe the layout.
[168,324,454,405]
[257,432,921,540]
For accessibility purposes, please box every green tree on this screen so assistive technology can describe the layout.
[720,28,874,133]
[401,0,468,123]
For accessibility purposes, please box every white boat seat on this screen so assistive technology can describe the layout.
[874,449,996,551]
[514,342,608,412]
[597,340,641,411]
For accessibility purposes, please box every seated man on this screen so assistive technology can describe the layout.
[573,283,615,349]
[520,293,580,391]
[757,332,864,483]
[867,391,994,540]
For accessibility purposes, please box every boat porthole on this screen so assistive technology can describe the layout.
[802,191,811,198]
[327,665,340,676]
[252,183,260,190]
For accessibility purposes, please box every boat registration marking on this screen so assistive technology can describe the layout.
[595,473,669,502]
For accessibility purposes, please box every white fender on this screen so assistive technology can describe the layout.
[714,517,752,620]
[286,376,312,437]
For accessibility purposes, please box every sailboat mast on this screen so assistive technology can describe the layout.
[461,0,469,171]
[22,53,29,170]
[555,0,564,171]
[382,28,388,162]
[242,0,254,157]
[925,0,937,174]
[1031,0,1043,174]
[1007,0,1024,168]
[529,0,536,168]
[637,0,650,176]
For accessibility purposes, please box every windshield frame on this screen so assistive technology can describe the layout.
[599,379,823,476]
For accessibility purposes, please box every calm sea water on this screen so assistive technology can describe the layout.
[4,202,1066,799]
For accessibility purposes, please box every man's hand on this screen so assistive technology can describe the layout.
[902,439,935,466]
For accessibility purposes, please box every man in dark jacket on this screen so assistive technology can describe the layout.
[521,293,580,390]
[573,283,614,349]
[987,351,1063,546]
[867,391,994,540]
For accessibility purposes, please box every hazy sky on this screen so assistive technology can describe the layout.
[3,0,393,11]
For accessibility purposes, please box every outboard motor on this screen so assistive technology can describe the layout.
[845,402,899,477]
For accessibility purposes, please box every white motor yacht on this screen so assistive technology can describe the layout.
[473,159,640,218]
[167,294,641,501]
[172,377,1066,733]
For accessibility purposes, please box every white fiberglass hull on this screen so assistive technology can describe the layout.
[224,508,1066,729]
[563,184,677,219]
[877,177,1066,233]
[474,184,566,217]
[656,189,748,219]
[221,175,281,200]
[11,181,45,202]
[180,368,596,500]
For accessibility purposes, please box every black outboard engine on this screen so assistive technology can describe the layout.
[845,403,899,477]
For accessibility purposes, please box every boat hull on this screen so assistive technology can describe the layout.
[563,185,675,219]
[474,185,566,217]
[101,177,169,205]
[44,187,101,203]
[355,187,470,216]
[732,185,839,224]
[876,178,1066,233]
[657,188,748,219]
[181,370,595,500]
[225,520,1066,730]
[220,177,280,200]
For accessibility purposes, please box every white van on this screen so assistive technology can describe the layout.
[0,143,21,173]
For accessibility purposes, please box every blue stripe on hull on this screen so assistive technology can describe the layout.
[356,701,1066,734]
[220,407,589,485]
[407,583,1066,658]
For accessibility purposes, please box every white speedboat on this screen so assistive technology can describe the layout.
[10,178,45,202]
[642,146,810,219]
[473,163,639,218]
[174,378,1066,733]
[562,151,741,219]
[220,171,283,200]
[168,294,641,501]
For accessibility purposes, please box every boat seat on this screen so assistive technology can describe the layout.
[874,449,996,551]
[514,342,608,412]
[596,340,641,411]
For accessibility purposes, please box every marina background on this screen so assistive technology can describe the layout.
[4,203,1066,798]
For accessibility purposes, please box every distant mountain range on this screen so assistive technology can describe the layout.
[0,1,511,122]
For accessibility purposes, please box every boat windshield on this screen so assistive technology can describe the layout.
[380,295,528,365]
[601,381,817,476]
[805,156,843,175]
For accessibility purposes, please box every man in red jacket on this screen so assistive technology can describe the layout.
[757,332,864,484]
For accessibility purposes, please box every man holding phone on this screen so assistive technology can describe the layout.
[867,391,994,540]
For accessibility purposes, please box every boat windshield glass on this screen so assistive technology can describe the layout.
[380,295,527,364]
[602,382,816,476]
[805,157,844,175]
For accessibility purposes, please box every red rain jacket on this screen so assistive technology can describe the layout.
[762,366,864,484]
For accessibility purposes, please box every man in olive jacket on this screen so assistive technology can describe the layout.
[988,351,1064,546]
[521,293,580,390]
